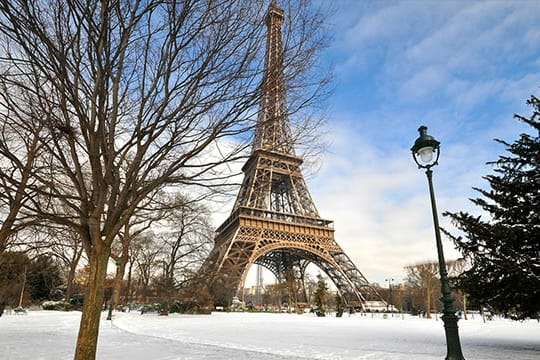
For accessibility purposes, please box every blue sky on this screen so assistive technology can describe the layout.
[305,0,540,286]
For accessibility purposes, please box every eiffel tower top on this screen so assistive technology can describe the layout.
[252,0,294,155]
[217,0,331,230]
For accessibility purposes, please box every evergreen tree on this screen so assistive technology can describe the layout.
[443,95,540,320]
[0,252,28,306]
[0,252,63,305]
[313,274,328,317]
[335,293,344,317]
[27,254,63,301]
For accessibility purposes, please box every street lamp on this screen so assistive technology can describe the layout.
[411,126,465,360]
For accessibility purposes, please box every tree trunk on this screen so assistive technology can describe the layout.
[65,249,82,303]
[142,279,149,304]
[74,248,110,360]
[463,293,468,320]
[107,257,127,320]
[112,257,127,307]
[426,286,432,319]
[125,260,133,305]
[65,264,76,303]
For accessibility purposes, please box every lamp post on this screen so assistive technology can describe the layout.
[385,278,394,313]
[411,126,465,360]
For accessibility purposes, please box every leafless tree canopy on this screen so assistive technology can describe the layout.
[0,0,329,242]
[0,94,45,252]
[0,0,267,243]
[405,261,439,318]
[0,1,331,358]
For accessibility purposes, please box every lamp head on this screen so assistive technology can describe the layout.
[411,125,440,169]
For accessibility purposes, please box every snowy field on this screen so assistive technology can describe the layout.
[1,310,539,360]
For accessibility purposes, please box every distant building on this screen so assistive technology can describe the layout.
[363,300,397,312]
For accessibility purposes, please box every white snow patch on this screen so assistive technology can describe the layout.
[0,310,539,359]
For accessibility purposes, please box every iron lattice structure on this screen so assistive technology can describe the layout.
[202,1,382,307]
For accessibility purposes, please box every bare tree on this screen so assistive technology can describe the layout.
[138,195,214,315]
[0,93,45,254]
[159,194,213,286]
[47,227,85,303]
[107,222,148,318]
[405,261,439,319]
[0,1,330,358]
[123,232,150,305]
[132,234,161,304]
[281,268,302,311]
[107,200,159,319]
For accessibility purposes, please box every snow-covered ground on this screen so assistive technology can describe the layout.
[1,310,539,359]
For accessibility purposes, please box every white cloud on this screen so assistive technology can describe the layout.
[398,66,449,102]
[446,79,504,110]
[500,73,540,105]
[306,124,484,286]
[334,0,540,106]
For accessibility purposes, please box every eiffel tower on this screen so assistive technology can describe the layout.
[203,1,381,307]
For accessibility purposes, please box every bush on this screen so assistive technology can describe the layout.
[139,303,162,314]
[170,299,211,314]
[42,301,72,311]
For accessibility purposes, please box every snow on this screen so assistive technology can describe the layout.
[1,310,539,359]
